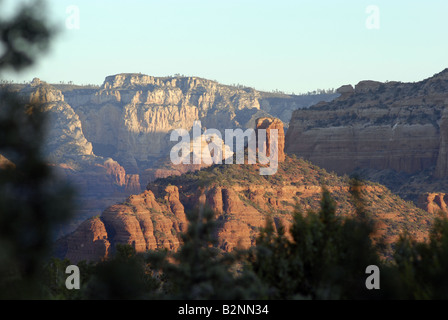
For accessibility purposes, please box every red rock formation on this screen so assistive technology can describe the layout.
[0,154,15,169]
[100,159,126,187]
[58,155,434,262]
[65,217,111,264]
[256,117,285,162]
[417,193,448,215]
[125,174,141,194]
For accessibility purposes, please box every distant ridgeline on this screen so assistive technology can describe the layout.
[286,68,448,209]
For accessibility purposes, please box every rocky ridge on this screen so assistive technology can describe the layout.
[286,68,448,205]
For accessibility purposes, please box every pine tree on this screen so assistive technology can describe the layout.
[394,213,448,299]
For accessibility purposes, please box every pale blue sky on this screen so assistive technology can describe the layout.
[2,0,448,93]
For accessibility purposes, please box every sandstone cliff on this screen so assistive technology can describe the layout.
[11,80,143,235]
[19,78,94,162]
[256,117,286,162]
[64,73,334,174]
[286,68,448,205]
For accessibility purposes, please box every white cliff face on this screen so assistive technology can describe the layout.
[68,74,265,172]
[18,79,94,163]
[42,101,94,161]
[13,79,144,236]
[60,73,332,175]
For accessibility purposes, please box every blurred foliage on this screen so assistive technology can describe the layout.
[0,0,53,72]
[0,0,75,299]
[0,91,74,299]
[245,180,385,299]
[144,208,266,299]
[393,214,448,299]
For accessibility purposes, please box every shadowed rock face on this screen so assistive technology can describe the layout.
[286,69,448,176]
[285,69,448,204]
[60,186,188,263]
[435,108,448,178]
[64,217,111,264]
[9,79,144,235]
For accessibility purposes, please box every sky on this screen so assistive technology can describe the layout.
[1,0,448,93]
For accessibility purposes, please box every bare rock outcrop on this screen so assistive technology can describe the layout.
[19,79,95,161]
[417,193,448,215]
[13,80,146,236]
[60,187,188,261]
[256,117,286,162]
[64,217,111,264]
[435,108,448,178]
[20,78,65,104]
[2,75,339,242]
[70,74,263,173]
[286,69,448,176]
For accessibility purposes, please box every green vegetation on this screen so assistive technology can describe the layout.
[393,216,448,299]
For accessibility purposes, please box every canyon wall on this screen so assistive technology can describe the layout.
[285,69,448,203]
[286,69,448,175]
[65,73,333,174]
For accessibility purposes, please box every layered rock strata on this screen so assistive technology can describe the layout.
[286,69,448,205]
[286,69,448,176]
